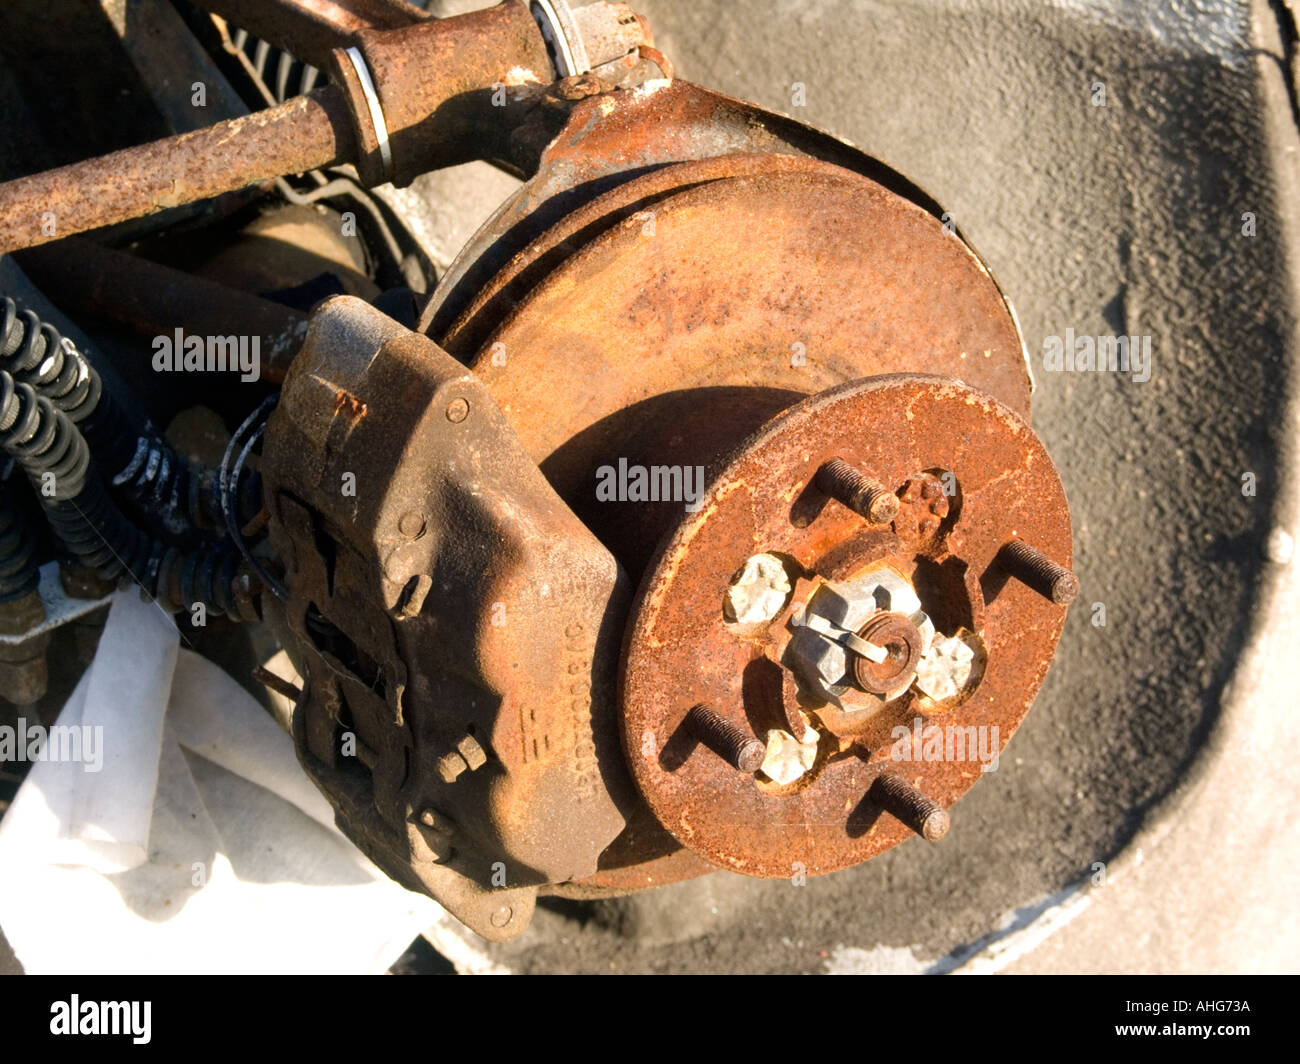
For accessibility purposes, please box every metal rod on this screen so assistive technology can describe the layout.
[0,87,353,254]
[17,239,307,384]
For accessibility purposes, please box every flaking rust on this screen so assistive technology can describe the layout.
[271,87,1073,915]
[0,0,1080,937]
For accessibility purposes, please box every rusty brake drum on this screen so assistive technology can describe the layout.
[262,81,1077,938]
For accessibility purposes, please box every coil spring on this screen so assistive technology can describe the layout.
[155,541,255,619]
[43,485,256,618]
[229,28,323,104]
[41,472,152,584]
[0,478,41,605]
[42,488,258,619]
[1,295,259,541]
[0,375,92,497]
[0,369,259,620]
[0,297,101,424]
[113,433,260,538]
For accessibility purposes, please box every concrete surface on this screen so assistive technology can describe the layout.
[420,0,1300,973]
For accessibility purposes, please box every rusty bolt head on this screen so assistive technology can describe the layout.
[865,491,900,524]
[445,397,470,422]
[436,751,469,783]
[398,511,426,539]
[895,473,951,544]
[920,807,950,841]
[415,808,455,854]
[457,733,488,770]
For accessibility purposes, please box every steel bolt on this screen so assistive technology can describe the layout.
[445,397,470,423]
[684,703,765,773]
[0,590,49,706]
[815,458,899,524]
[415,807,455,858]
[868,773,950,841]
[0,656,47,707]
[437,732,488,781]
[998,539,1079,605]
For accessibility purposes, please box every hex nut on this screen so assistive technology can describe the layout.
[457,733,488,770]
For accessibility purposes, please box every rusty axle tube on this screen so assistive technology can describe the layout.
[0,88,354,255]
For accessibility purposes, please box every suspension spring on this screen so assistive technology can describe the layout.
[2,294,260,541]
[0,296,100,424]
[0,476,40,605]
[0,370,259,620]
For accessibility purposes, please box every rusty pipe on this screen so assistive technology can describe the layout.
[16,238,308,384]
[326,0,556,186]
[0,88,354,255]
[0,2,650,255]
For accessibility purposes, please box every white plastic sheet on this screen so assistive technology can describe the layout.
[0,590,438,973]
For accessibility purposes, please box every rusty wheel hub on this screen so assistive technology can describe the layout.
[620,376,1073,877]
[258,94,1077,927]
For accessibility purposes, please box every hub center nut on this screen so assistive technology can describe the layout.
[784,565,935,710]
[851,611,924,695]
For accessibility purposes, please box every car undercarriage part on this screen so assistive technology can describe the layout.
[0,0,1078,941]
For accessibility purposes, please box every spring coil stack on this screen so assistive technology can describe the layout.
[1,296,258,542]
[0,296,101,425]
[112,432,251,538]
[228,27,322,105]
[0,477,40,605]
[0,296,263,621]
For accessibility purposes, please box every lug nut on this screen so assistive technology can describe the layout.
[684,703,765,773]
[998,539,1079,605]
[868,773,949,841]
[815,458,899,524]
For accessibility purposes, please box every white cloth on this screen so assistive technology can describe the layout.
[0,590,438,973]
